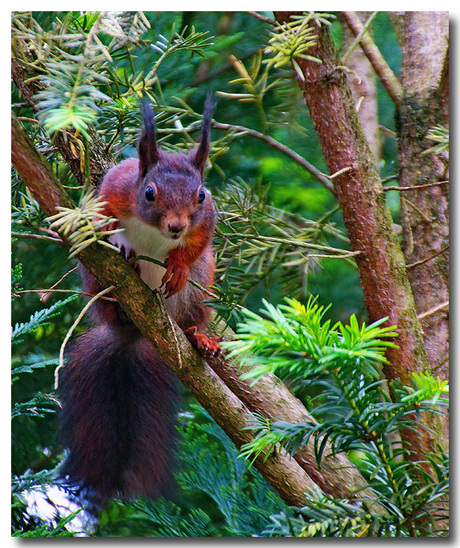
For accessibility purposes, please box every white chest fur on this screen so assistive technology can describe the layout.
[109,217,181,291]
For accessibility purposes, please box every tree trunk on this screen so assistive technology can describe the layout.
[273,11,434,463]
[394,12,449,448]
[396,12,449,382]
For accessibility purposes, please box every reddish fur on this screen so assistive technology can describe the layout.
[60,97,218,499]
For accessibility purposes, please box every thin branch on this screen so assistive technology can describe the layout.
[406,245,449,270]
[341,12,378,64]
[384,180,449,192]
[341,11,403,105]
[12,231,64,245]
[15,288,117,302]
[212,121,336,194]
[417,301,449,321]
[379,125,397,137]
[40,266,78,301]
[402,197,432,223]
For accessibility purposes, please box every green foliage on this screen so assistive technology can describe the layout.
[210,180,351,328]
[12,294,78,346]
[11,267,83,536]
[12,9,446,539]
[224,298,449,536]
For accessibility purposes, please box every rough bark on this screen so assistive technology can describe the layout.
[12,112,380,507]
[273,11,433,463]
[396,12,449,382]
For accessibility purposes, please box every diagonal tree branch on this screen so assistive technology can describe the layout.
[12,112,379,508]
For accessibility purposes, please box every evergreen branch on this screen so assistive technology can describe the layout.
[11,295,78,345]
[46,189,124,258]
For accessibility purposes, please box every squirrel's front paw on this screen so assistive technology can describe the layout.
[161,261,190,298]
[184,326,222,357]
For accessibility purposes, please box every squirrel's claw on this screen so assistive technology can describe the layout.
[119,245,141,276]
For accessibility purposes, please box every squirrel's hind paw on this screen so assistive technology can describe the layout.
[184,326,222,357]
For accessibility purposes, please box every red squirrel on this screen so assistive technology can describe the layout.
[59,95,220,499]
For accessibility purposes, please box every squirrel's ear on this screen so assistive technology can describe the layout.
[138,99,159,178]
[193,93,216,176]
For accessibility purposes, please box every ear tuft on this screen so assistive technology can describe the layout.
[138,99,159,178]
[193,93,216,177]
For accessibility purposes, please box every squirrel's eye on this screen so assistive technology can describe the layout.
[198,188,206,204]
[145,186,155,202]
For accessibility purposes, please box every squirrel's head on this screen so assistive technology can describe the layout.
[135,95,216,241]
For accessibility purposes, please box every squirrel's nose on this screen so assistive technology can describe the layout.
[168,221,186,236]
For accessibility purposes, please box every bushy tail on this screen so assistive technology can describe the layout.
[59,325,178,499]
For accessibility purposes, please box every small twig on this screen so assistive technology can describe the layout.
[246,11,277,26]
[104,127,120,154]
[434,355,449,370]
[355,95,364,113]
[297,250,362,260]
[54,285,115,389]
[37,226,62,238]
[406,245,449,270]
[18,116,39,124]
[341,11,403,105]
[379,125,396,137]
[402,197,432,223]
[40,267,78,302]
[384,180,449,192]
[327,166,352,179]
[417,301,449,320]
[15,288,117,302]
